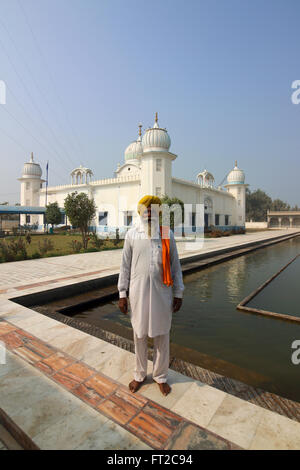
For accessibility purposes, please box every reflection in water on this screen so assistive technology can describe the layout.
[71,236,300,402]
[225,256,247,300]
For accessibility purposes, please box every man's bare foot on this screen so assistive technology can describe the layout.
[156,382,171,396]
[129,378,146,393]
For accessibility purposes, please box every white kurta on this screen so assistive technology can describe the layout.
[118,216,184,338]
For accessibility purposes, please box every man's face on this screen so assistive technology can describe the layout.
[142,206,152,223]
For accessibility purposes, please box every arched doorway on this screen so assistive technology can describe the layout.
[281,217,290,227]
[204,197,213,227]
[292,217,300,227]
[269,217,278,227]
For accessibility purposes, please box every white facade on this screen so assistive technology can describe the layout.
[19,115,248,233]
[18,152,45,226]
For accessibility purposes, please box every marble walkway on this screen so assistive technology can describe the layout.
[0,228,300,450]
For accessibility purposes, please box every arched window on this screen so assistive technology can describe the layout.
[204,197,213,212]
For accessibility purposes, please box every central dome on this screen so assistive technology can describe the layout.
[124,124,143,161]
[142,113,171,153]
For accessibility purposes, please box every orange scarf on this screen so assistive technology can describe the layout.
[160,225,173,287]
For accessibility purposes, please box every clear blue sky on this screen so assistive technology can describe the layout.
[0,0,299,205]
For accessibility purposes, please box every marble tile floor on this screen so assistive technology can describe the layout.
[0,320,240,450]
[0,318,300,450]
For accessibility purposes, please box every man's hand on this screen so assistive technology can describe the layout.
[119,297,128,315]
[172,297,182,313]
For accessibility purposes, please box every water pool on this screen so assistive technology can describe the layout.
[63,235,300,401]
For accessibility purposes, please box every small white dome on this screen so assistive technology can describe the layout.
[124,124,143,161]
[227,161,245,185]
[22,153,42,178]
[71,164,93,185]
[197,169,214,187]
[142,113,171,153]
[70,164,93,175]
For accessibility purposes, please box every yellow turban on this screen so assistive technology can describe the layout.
[137,195,162,215]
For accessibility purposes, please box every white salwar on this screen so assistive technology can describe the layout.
[133,331,170,383]
[118,215,184,383]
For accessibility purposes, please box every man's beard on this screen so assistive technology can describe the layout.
[141,213,159,238]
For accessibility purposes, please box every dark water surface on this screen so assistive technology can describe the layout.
[67,236,300,401]
[247,255,300,317]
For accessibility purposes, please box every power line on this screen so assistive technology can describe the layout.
[5,83,75,174]
[0,34,77,169]
[0,16,82,160]
[17,1,86,158]
[1,105,71,176]
[0,124,29,153]
[0,125,66,185]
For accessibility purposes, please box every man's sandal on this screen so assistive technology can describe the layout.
[128,377,146,393]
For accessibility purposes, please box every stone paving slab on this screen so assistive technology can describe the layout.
[0,425,22,450]
[0,319,240,450]
[1,316,300,449]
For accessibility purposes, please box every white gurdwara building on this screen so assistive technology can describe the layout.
[19,114,248,233]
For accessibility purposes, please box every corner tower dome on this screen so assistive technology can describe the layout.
[22,152,42,178]
[124,124,143,161]
[227,160,245,185]
[142,113,171,153]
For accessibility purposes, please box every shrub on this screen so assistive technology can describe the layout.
[0,237,28,262]
[8,237,28,259]
[0,241,15,262]
[210,230,222,238]
[31,251,41,259]
[234,227,246,234]
[90,232,104,250]
[38,238,54,255]
[69,239,83,253]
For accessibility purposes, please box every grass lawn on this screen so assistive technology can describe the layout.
[2,233,124,259]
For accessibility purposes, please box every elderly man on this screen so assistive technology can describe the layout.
[118,195,184,396]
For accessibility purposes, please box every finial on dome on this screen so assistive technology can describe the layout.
[30,152,34,162]
[235,160,238,167]
[138,123,142,137]
[155,112,158,123]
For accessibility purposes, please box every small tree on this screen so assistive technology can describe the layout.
[160,195,185,236]
[64,192,96,250]
[45,202,62,230]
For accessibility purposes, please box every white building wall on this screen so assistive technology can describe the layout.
[225,184,247,226]
[141,151,174,198]
[39,179,142,232]
[245,221,268,229]
[92,181,141,228]
[172,179,237,227]
[19,177,42,225]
